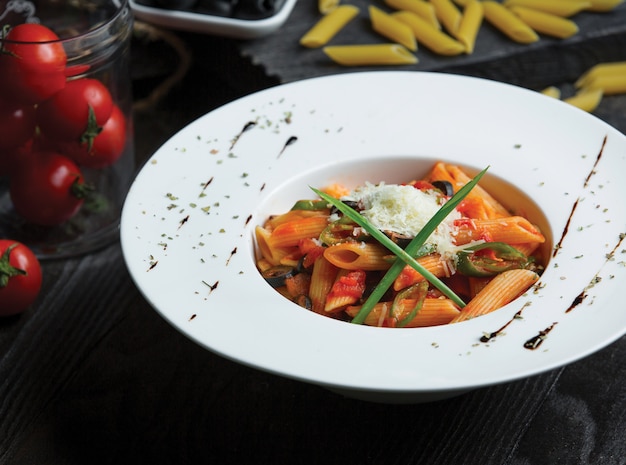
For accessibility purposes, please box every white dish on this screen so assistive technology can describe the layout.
[121,71,626,403]
[129,0,297,39]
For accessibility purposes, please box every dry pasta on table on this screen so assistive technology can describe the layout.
[255,162,546,328]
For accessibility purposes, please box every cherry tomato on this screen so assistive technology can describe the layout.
[51,104,128,169]
[0,100,36,151]
[10,151,88,226]
[0,240,42,317]
[37,78,113,146]
[0,24,67,105]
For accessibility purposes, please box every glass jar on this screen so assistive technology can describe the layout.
[0,0,135,258]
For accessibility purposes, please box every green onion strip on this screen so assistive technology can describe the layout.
[310,166,488,325]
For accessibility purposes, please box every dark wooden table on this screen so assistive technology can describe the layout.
[2,3,626,463]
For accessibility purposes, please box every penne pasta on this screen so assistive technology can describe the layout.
[384,0,441,29]
[309,256,340,314]
[346,298,461,327]
[482,1,539,44]
[267,216,329,248]
[369,5,418,51]
[393,254,451,290]
[300,5,360,48]
[564,88,603,112]
[430,0,463,35]
[540,86,561,98]
[450,269,539,322]
[454,216,546,245]
[323,44,418,66]
[509,6,579,39]
[392,11,465,56]
[318,0,340,14]
[503,0,591,17]
[582,74,626,96]
[324,241,393,270]
[456,0,484,53]
[427,162,510,219]
[584,0,624,12]
[256,162,546,327]
[575,61,626,88]
[324,269,366,312]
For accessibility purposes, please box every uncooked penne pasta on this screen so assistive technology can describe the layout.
[318,0,340,14]
[324,242,392,271]
[564,88,603,112]
[384,0,441,29]
[585,0,624,12]
[392,11,465,56]
[430,0,463,35]
[300,4,360,48]
[323,44,418,66]
[540,86,561,98]
[482,1,539,44]
[369,5,417,51]
[582,74,626,96]
[456,0,484,53]
[503,0,591,17]
[450,269,539,323]
[509,6,579,39]
[575,61,626,88]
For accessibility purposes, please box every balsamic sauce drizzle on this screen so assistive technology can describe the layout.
[277,136,298,158]
[177,214,190,230]
[226,247,237,265]
[203,280,219,294]
[480,136,613,349]
[524,323,558,350]
[480,304,529,343]
[200,176,214,195]
[230,121,257,150]
[552,135,606,258]
[566,232,626,313]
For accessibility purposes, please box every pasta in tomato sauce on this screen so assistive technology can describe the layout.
[255,162,545,327]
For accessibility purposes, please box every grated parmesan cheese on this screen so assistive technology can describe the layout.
[343,182,463,262]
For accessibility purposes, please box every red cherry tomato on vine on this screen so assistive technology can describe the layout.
[0,24,67,105]
[37,78,114,146]
[0,100,37,151]
[10,151,88,226]
[51,104,128,169]
[0,240,42,317]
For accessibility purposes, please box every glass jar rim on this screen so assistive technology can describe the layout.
[0,0,130,45]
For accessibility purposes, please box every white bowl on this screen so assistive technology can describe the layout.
[121,71,626,403]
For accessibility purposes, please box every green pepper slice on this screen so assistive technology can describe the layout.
[457,242,529,277]
[290,199,329,211]
[392,282,429,328]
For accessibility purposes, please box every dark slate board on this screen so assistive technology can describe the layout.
[240,0,626,90]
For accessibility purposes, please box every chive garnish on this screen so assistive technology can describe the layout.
[311,166,488,325]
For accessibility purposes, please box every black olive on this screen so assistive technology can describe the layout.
[432,180,454,196]
[261,265,296,287]
[330,200,358,216]
[293,294,312,310]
